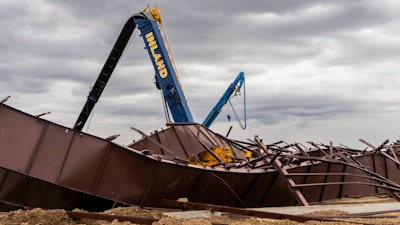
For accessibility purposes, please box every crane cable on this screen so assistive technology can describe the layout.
[227,81,247,129]
[159,89,171,123]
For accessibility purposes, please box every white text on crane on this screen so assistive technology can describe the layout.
[145,32,168,78]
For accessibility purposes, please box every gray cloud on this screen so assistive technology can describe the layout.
[1,0,399,146]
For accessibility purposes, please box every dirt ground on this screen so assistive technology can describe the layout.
[1,207,400,225]
[1,196,400,225]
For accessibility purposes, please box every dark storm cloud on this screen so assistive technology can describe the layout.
[248,94,364,125]
[160,1,400,68]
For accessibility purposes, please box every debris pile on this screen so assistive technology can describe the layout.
[0,103,400,216]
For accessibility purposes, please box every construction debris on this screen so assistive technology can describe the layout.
[0,103,400,213]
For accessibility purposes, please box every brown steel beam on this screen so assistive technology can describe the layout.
[381,151,400,165]
[292,181,400,192]
[277,154,400,188]
[389,146,400,162]
[359,139,377,152]
[254,135,309,206]
[65,210,158,224]
[162,199,331,222]
[130,127,176,156]
[0,96,10,104]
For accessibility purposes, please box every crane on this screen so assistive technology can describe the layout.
[202,72,246,128]
[74,6,193,131]
[72,6,246,164]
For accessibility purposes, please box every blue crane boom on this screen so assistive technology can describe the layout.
[202,72,246,128]
[74,6,193,131]
[135,8,194,123]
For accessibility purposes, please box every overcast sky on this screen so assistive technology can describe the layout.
[1,0,400,148]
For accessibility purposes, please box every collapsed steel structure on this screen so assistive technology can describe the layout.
[0,101,400,212]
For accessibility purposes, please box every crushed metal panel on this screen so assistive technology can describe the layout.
[129,124,244,160]
[171,125,205,157]
[94,146,157,204]
[240,172,276,207]
[318,163,346,201]
[0,105,45,172]
[128,136,163,155]
[28,123,75,181]
[188,169,258,207]
[293,164,326,203]
[57,133,111,193]
[357,154,385,194]
[155,129,189,157]
[0,166,118,211]
[138,163,202,207]
[259,172,298,206]
[386,157,400,184]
